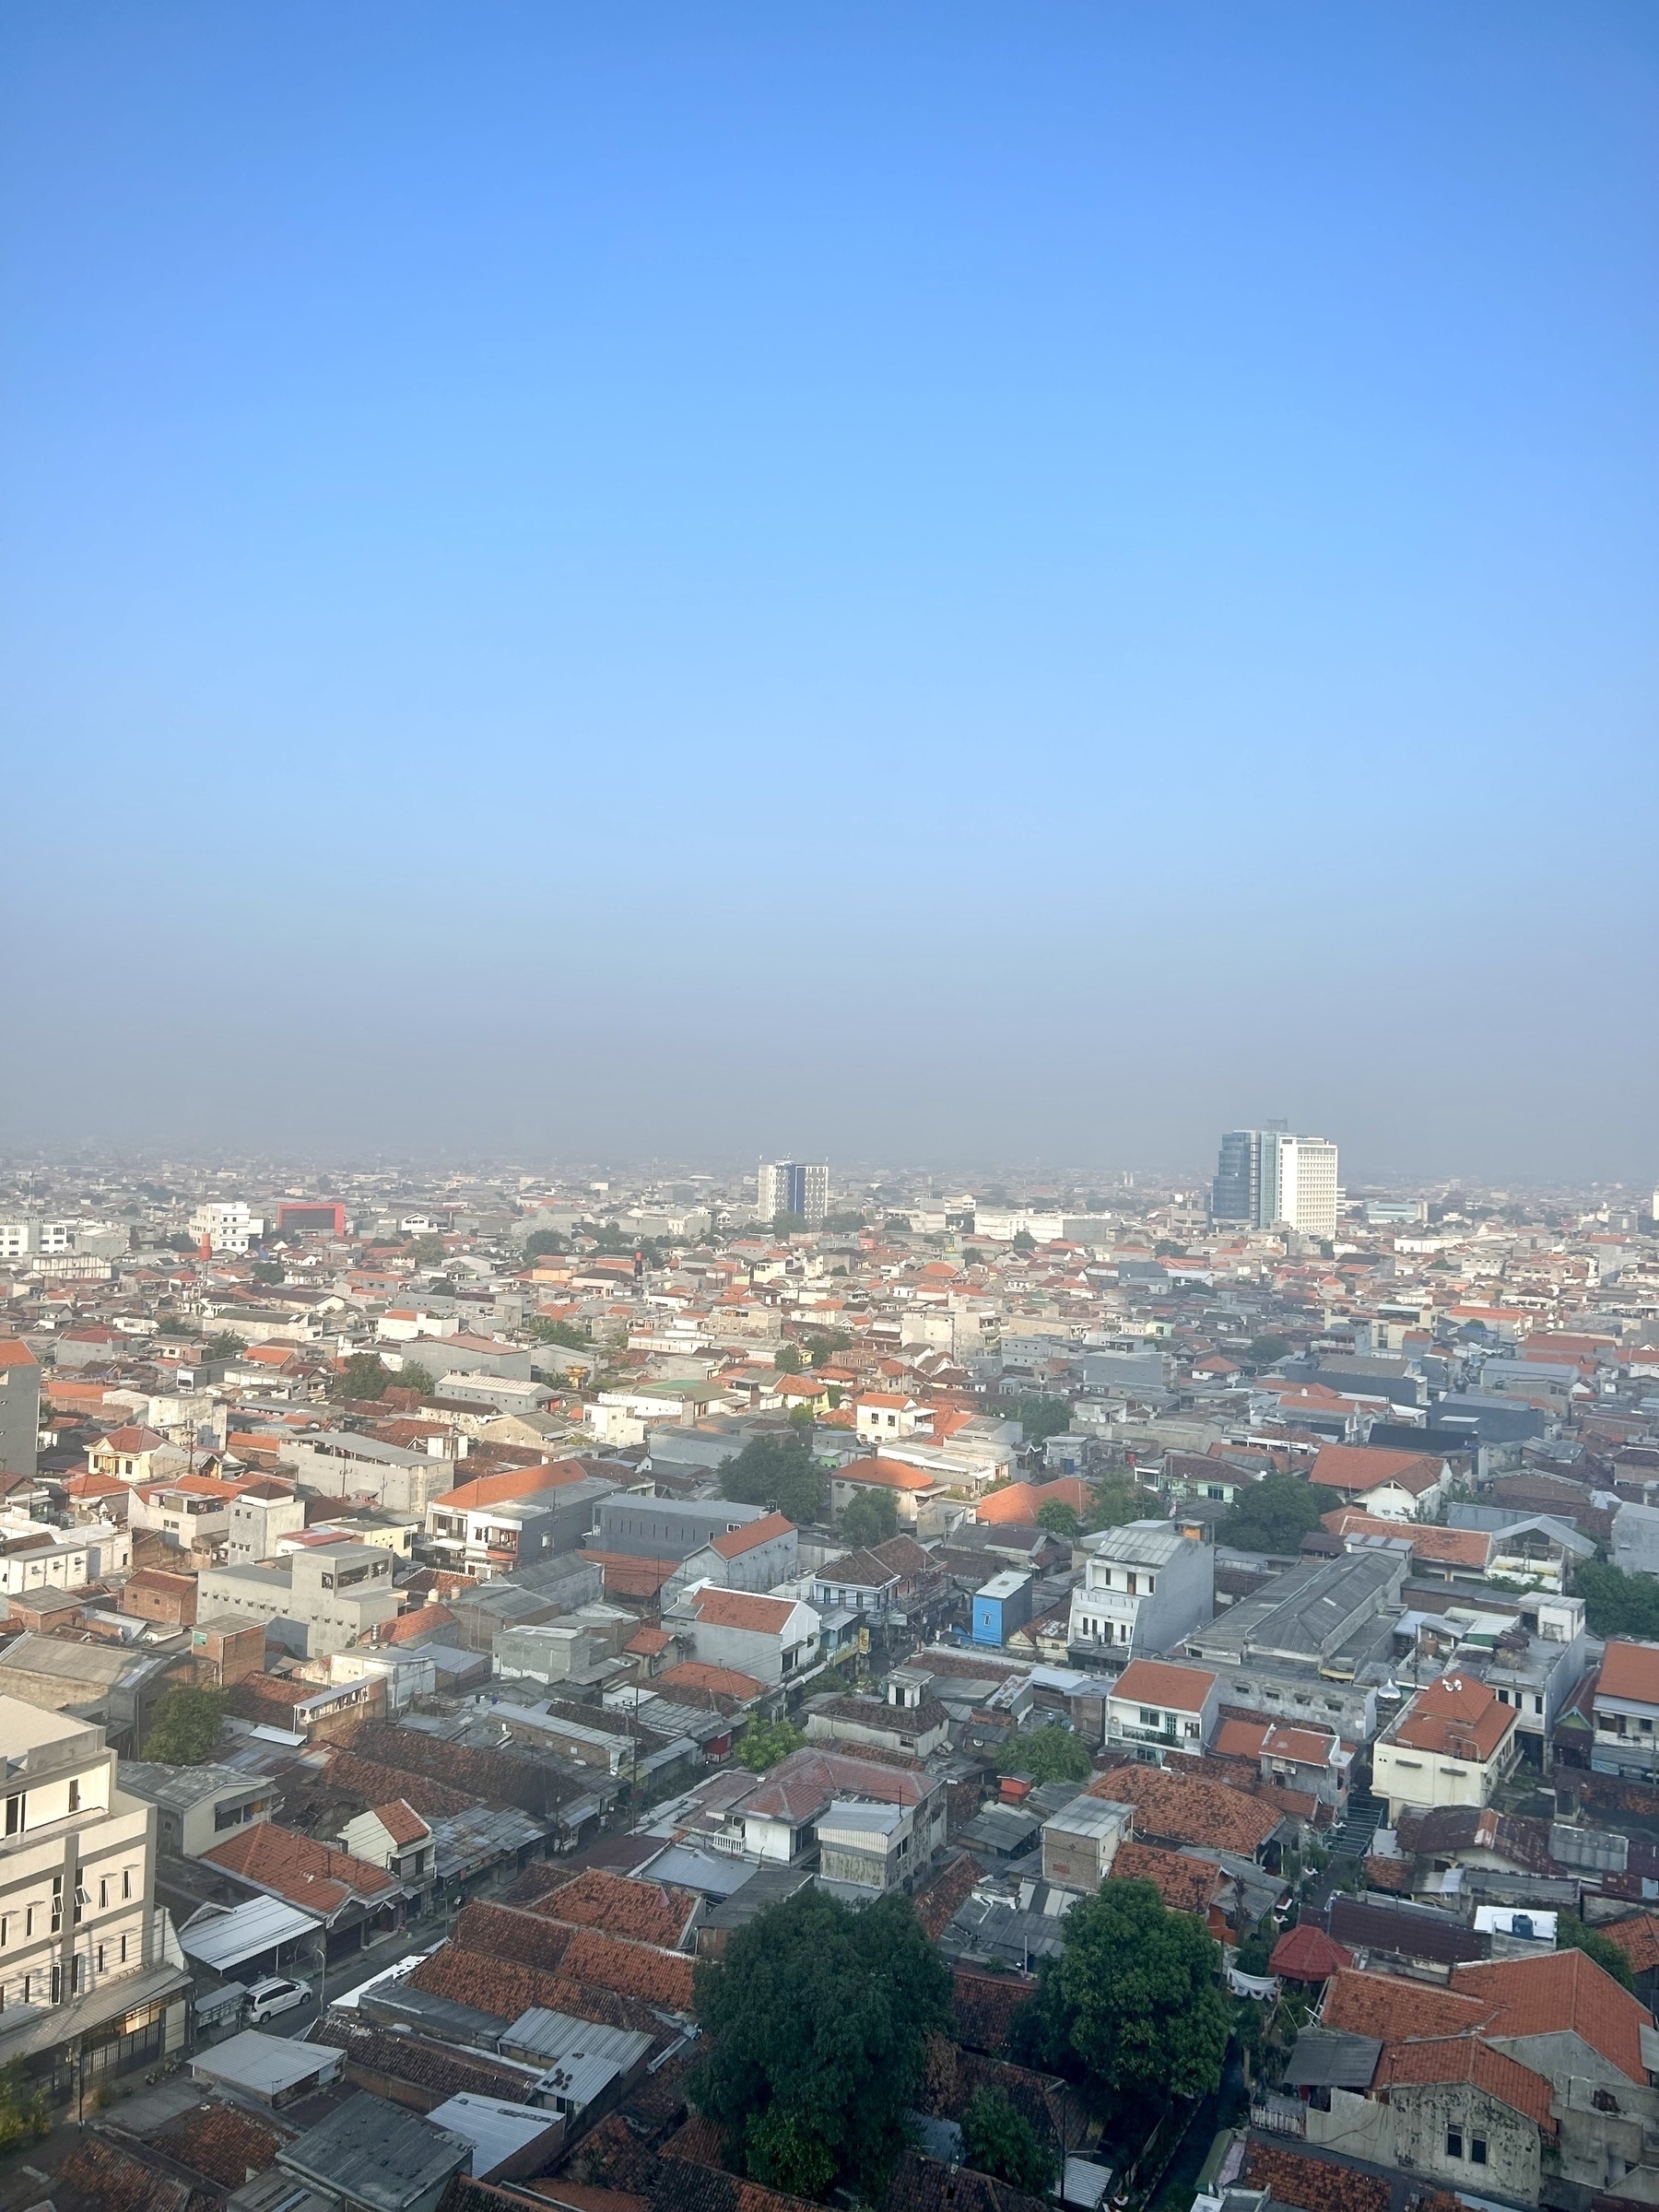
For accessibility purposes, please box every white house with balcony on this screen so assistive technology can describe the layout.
[1067,1520,1214,1669]
[1105,1658,1220,1761]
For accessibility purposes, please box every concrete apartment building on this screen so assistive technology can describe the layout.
[1373,1671,1521,1822]
[594,1494,769,1561]
[0,1340,41,1482]
[195,1541,398,1656]
[114,1762,277,1856]
[226,1485,309,1563]
[0,1699,191,2094]
[666,1584,822,1686]
[1067,1520,1215,1668]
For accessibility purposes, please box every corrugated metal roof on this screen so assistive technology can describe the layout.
[179,1895,321,1969]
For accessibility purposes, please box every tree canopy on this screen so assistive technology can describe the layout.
[1247,1335,1293,1366]
[692,1887,950,2195]
[1083,1478,1162,1532]
[719,1430,829,1526]
[841,1488,899,1547]
[735,1716,806,1772]
[1220,1472,1328,1555]
[960,2088,1056,2194]
[141,1687,225,1765]
[529,1316,589,1349]
[1557,1917,1636,1989]
[1014,1879,1230,2113]
[1036,1498,1080,1540]
[774,1343,805,1373]
[1006,1393,1074,1446]
[1575,1562,1659,1640]
[394,1360,435,1398]
[333,1351,394,1401]
[998,1724,1094,1787]
[203,1330,244,1362]
[523,1230,568,1258]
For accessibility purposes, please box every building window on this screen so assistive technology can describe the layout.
[1471,2137,1488,2166]
[122,1869,132,1900]
[67,1780,80,1813]
[97,1945,105,1973]
[99,1878,108,1909]
[1446,2128,1464,2159]
[120,1935,128,1964]
[4,1794,22,1837]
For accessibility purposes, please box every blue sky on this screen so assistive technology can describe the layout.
[2,3,1655,1178]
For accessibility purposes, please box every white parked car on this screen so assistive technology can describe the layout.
[245,1974,312,2024]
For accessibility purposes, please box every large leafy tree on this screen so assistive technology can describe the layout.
[1006,1394,1073,1445]
[999,1724,1094,1786]
[735,1717,805,1773]
[1220,1472,1328,1555]
[1083,1479,1164,1532]
[719,1431,828,1525]
[1556,1918,1635,1989]
[1015,1879,1230,2112]
[1575,1562,1659,1640]
[960,2088,1057,2194]
[841,1488,899,1547]
[692,1888,950,2195]
[141,1688,225,1766]
[333,1351,393,1401]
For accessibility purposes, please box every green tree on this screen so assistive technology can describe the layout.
[999,1724,1094,1786]
[772,1210,810,1237]
[1154,1240,1187,1258]
[775,1343,805,1374]
[251,1261,284,1285]
[822,1211,867,1233]
[1006,1394,1073,1446]
[394,1360,435,1397]
[1574,1562,1659,1640]
[204,1330,244,1362]
[1084,1479,1162,1532]
[841,1488,899,1547]
[529,1316,589,1349]
[962,1248,987,1267]
[333,1351,393,1401]
[1016,1880,1230,2113]
[1221,1472,1328,1555]
[1011,1230,1037,1253]
[959,2088,1057,2194]
[736,1716,806,1771]
[1246,1335,1293,1366]
[523,1230,568,1258]
[692,1887,950,2195]
[410,1234,448,1266]
[0,2063,51,2151]
[1233,1915,1277,1976]
[1556,1918,1636,1990]
[720,1431,829,1526]
[806,1331,853,1367]
[141,1687,225,1765]
[1036,1499,1081,1541]
[883,1213,912,1231]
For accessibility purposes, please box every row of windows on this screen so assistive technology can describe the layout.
[1,1867,133,1943]
[0,1931,133,2010]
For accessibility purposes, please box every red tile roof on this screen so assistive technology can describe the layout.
[1603,1912,1659,1977]
[202,1821,395,1914]
[1109,1659,1218,1712]
[1310,1443,1444,1499]
[836,1457,941,1492]
[1597,1640,1659,1705]
[371,1799,430,1847]
[1451,1947,1654,2084]
[1321,1968,1488,2044]
[1389,1672,1516,1764]
[1242,2144,1388,2212]
[708,1511,794,1559]
[655,1661,765,1700]
[686,1588,797,1634]
[529,1867,700,1949]
[1086,1763,1278,1855]
[1377,2034,1556,2129]
[1110,1841,1223,1915]
[1268,1923,1353,1981]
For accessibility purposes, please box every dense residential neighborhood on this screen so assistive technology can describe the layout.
[3,1149,1659,2212]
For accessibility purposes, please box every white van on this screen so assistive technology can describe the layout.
[245,1974,312,2024]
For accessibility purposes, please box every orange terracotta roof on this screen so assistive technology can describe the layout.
[1377,2035,1556,2130]
[371,1799,431,1846]
[708,1511,794,1559]
[1321,1968,1488,2044]
[836,1456,940,1492]
[1603,1913,1659,1977]
[1310,1443,1445,1498]
[1086,1763,1277,1855]
[437,1458,591,1513]
[1321,1508,1492,1570]
[1451,1947,1653,2084]
[1597,1641,1659,1705]
[1390,1672,1516,1764]
[1109,1659,1218,1712]
[203,1821,395,1914]
[1213,1717,1273,1759]
[686,1588,797,1634]
[1110,1841,1223,1915]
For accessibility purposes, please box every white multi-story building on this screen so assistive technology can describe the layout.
[757,1161,829,1226]
[1212,1129,1338,1240]
[0,1699,190,2092]
[186,1201,265,1253]
[1067,1520,1215,1669]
